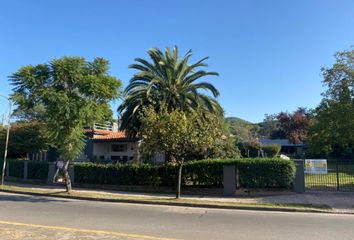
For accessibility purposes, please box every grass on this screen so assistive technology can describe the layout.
[305,172,354,191]
[0,184,331,212]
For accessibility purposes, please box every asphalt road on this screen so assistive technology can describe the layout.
[0,192,354,240]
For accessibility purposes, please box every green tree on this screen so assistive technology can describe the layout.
[308,49,354,158]
[10,56,122,191]
[118,46,222,135]
[0,121,49,159]
[139,105,226,198]
[309,80,354,158]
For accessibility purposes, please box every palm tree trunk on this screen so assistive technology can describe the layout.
[63,160,72,192]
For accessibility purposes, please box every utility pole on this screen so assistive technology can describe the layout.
[0,95,12,186]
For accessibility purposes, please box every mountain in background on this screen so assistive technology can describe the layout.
[225,117,260,142]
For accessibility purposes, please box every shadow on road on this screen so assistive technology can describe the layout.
[0,193,71,203]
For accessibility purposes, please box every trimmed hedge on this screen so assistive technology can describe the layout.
[27,161,49,180]
[8,160,24,178]
[75,158,295,189]
[261,145,281,158]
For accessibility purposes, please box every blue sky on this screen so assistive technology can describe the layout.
[0,0,353,123]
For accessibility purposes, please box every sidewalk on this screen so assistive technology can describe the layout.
[1,182,354,214]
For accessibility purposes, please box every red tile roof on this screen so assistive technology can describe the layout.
[85,129,129,140]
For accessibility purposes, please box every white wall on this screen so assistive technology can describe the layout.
[93,141,138,161]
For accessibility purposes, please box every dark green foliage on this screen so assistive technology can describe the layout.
[0,121,49,159]
[27,161,49,180]
[308,49,354,159]
[10,56,122,191]
[119,47,222,135]
[238,141,261,158]
[225,117,259,142]
[75,163,176,186]
[8,160,24,178]
[75,158,295,189]
[261,145,281,158]
[236,159,295,188]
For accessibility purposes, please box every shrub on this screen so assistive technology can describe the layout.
[75,158,295,189]
[27,161,49,180]
[8,160,24,178]
[261,145,281,158]
[238,141,261,158]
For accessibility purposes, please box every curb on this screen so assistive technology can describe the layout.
[0,188,341,214]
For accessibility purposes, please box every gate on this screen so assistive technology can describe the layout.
[305,159,354,191]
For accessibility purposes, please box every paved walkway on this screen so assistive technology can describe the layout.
[5,182,354,213]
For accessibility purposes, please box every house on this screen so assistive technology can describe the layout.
[80,123,140,163]
[31,122,165,164]
[259,138,305,157]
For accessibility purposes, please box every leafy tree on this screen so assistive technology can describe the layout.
[0,121,49,159]
[257,109,311,144]
[10,56,122,191]
[308,48,354,159]
[321,49,353,100]
[275,108,311,144]
[258,114,280,139]
[119,46,222,135]
[309,80,354,158]
[139,105,226,198]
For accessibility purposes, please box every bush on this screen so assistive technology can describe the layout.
[8,160,24,178]
[75,158,295,189]
[261,145,281,158]
[238,141,261,158]
[28,161,49,180]
[75,163,177,186]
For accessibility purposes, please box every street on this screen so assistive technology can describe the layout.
[0,192,354,240]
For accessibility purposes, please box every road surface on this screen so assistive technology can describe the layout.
[0,192,354,240]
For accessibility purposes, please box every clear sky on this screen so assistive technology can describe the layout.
[0,0,353,123]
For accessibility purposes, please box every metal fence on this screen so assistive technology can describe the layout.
[305,159,354,191]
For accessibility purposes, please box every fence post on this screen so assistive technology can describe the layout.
[23,161,28,180]
[293,160,305,193]
[223,165,236,196]
[336,159,340,191]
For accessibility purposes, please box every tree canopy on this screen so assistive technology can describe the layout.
[9,56,122,190]
[118,46,222,135]
[308,49,354,158]
[138,105,233,198]
[0,121,49,159]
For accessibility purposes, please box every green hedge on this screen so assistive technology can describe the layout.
[75,158,295,189]
[261,145,281,158]
[27,161,49,180]
[8,160,24,178]
[75,163,177,186]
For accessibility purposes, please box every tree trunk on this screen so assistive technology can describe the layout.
[176,160,184,199]
[63,161,72,192]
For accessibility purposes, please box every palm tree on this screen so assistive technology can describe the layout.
[118,46,222,135]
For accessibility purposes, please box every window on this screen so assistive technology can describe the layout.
[112,144,127,152]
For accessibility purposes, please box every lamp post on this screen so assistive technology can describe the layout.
[0,94,12,186]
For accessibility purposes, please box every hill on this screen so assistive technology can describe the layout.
[225,117,259,142]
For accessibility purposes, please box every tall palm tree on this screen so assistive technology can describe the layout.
[118,46,222,135]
